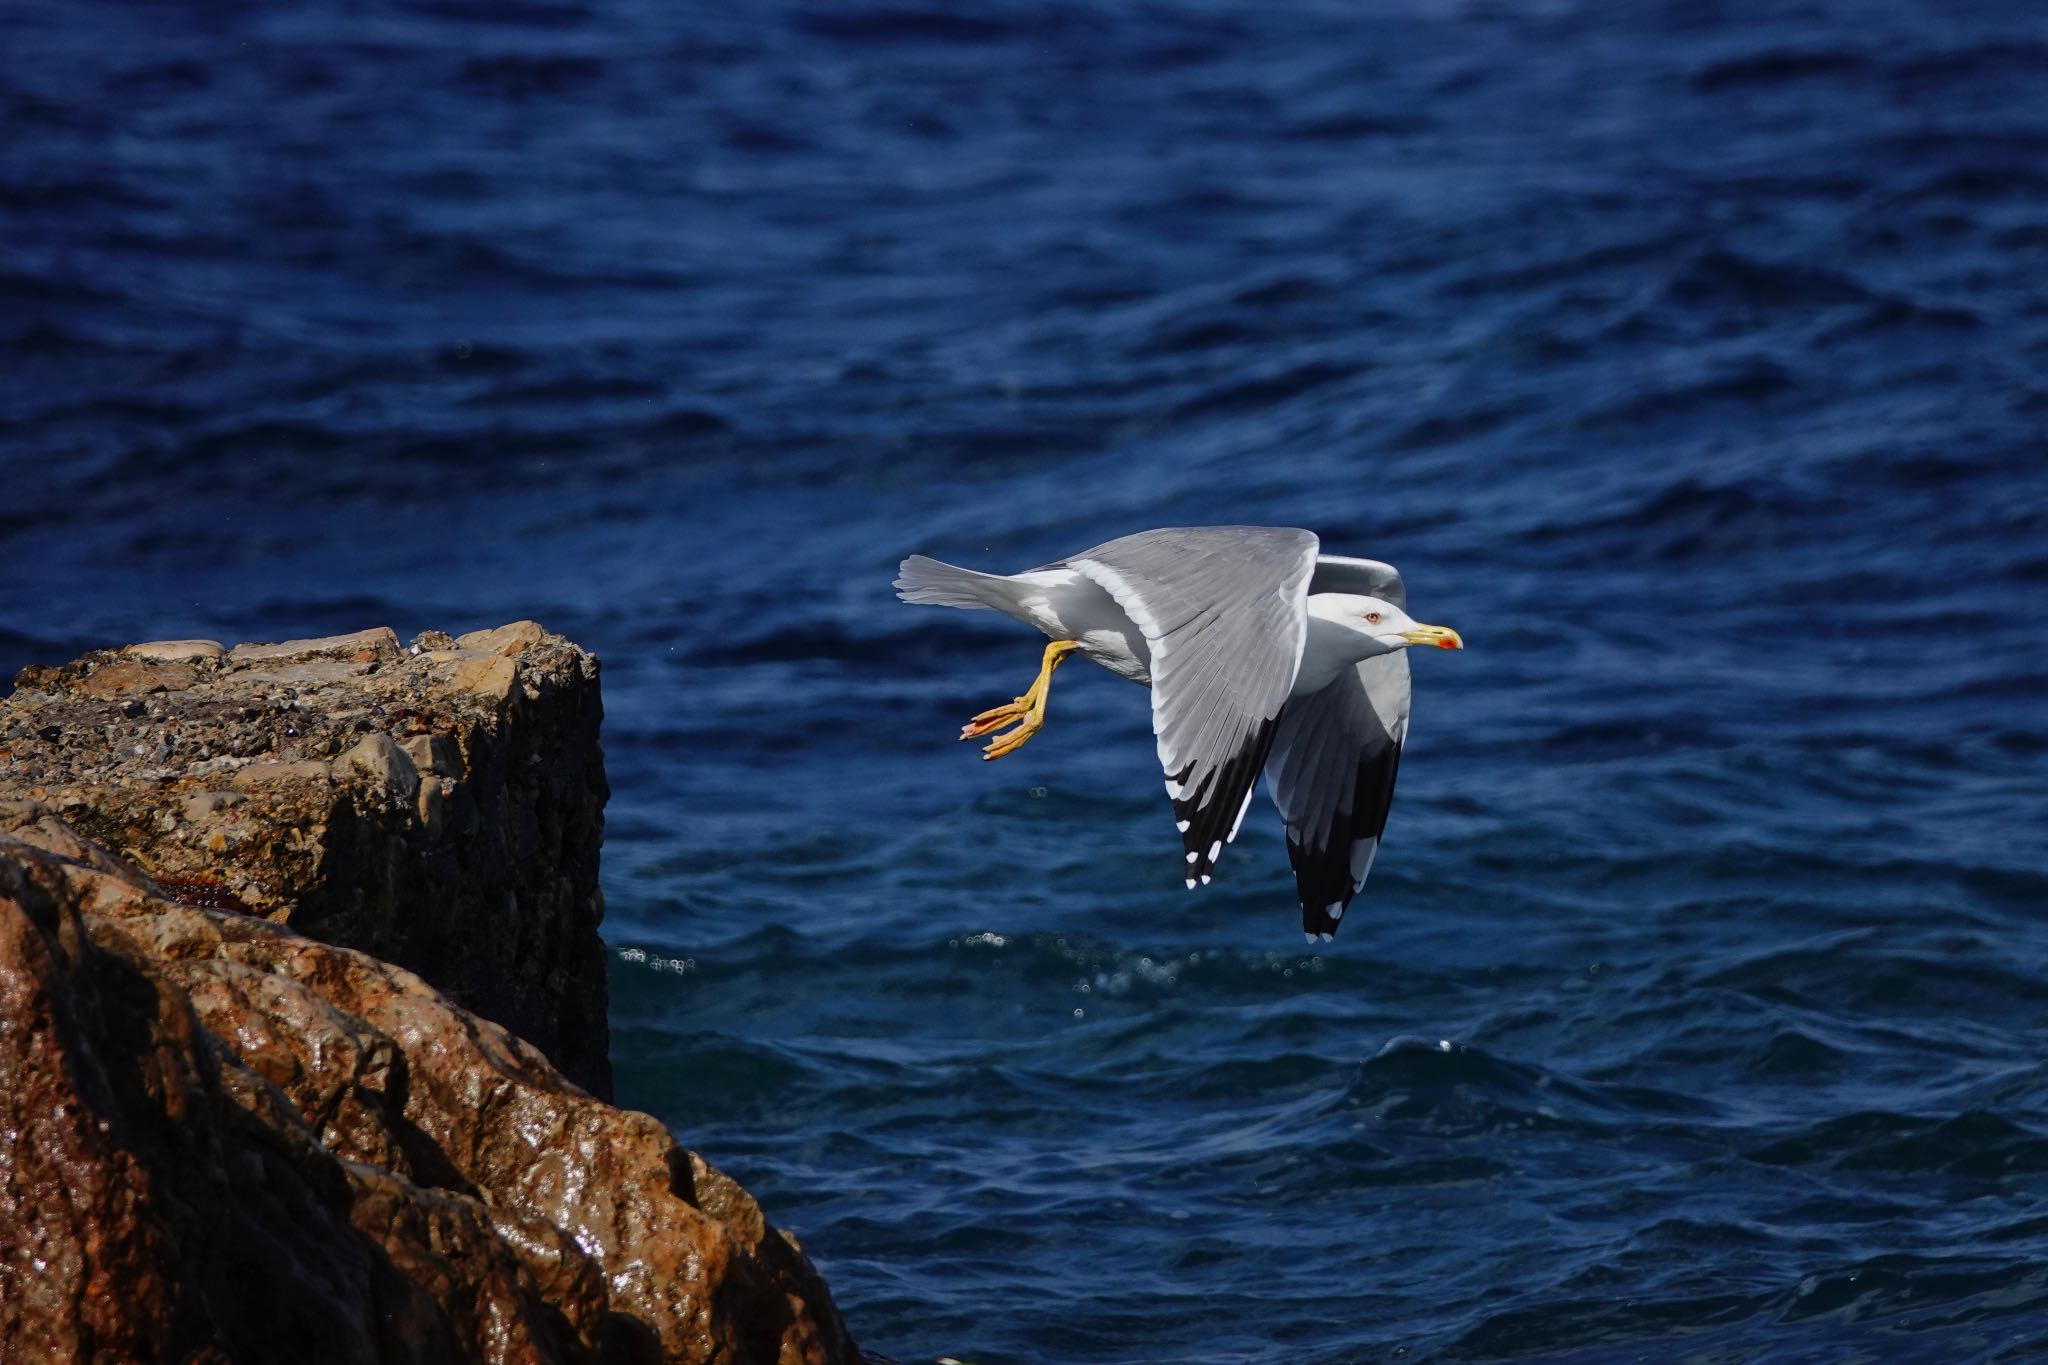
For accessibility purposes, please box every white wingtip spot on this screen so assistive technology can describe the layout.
[1304,932,1316,944]
[1175,819,1190,833]
[1185,878,1197,890]
[1164,779,1185,799]
[1207,839,1222,862]
[1200,874,1211,886]
[1327,902,1344,921]
[1318,932,1334,943]
[1186,851,1198,864]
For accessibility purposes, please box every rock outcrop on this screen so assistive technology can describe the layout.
[0,628,857,1365]
[0,623,609,1095]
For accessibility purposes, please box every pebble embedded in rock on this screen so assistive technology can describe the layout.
[229,627,403,666]
[454,620,548,657]
[337,734,421,806]
[122,639,227,663]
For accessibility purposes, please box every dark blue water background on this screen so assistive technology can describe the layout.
[7,1,2048,1359]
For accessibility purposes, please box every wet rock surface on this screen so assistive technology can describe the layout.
[0,624,857,1364]
[0,812,854,1365]
[0,622,610,1095]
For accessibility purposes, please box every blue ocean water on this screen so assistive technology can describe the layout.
[6,0,2048,1359]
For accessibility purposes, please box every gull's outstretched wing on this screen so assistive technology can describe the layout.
[1264,651,1411,941]
[1061,526,1320,886]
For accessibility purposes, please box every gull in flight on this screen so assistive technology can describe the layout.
[895,526,1463,941]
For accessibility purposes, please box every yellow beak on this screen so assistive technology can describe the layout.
[1400,623,1464,650]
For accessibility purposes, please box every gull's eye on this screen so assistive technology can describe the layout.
[1364,612,1381,624]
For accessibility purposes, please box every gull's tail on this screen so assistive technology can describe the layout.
[894,554,1011,611]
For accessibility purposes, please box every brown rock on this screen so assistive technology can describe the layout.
[456,621,550,657]
[74,657,200,698]
[0,622,611,1096]
[335,733,422,805]
[229,627,403,666]
[0,813,855,1365]
[230,759,335,792]
[124,639,229,663]
[403,734,463,777]
[451,653,520,704]
[0,829,401,1364]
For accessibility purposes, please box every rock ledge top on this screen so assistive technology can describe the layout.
[4,621,607,1091]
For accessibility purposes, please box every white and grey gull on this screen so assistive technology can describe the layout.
[895,526,1463,942]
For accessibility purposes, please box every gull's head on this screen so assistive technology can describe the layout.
[1309,593,1464,655]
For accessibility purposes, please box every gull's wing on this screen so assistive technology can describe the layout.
[1062,526,1320,886]
[1264,652,1411,941]
[1308,555,1406,609]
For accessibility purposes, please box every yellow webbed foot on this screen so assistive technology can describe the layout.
[958,639,1078,761]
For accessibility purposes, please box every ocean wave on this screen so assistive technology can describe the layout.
[1746,1109,2048,1176]
[9,0,2048,1356]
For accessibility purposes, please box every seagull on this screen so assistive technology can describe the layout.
[895,526,1463,942]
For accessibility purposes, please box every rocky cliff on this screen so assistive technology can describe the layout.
[0,627,856,1365]
[2,623,609,1095]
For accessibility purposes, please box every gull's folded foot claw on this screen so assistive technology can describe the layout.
[959,698,1029,740]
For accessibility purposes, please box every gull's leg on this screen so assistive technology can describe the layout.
[959,639,1078,759]
[958,638,1071,738]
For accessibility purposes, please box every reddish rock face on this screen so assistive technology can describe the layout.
[0,816,855,1365]
[0,626,859,1365]
[0,820,417,1364]
[0,622,611,1096]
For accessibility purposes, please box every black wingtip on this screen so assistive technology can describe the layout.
[1288,832,1356,942]
[1299,897,1346,942]
[1168,719,1279,886]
